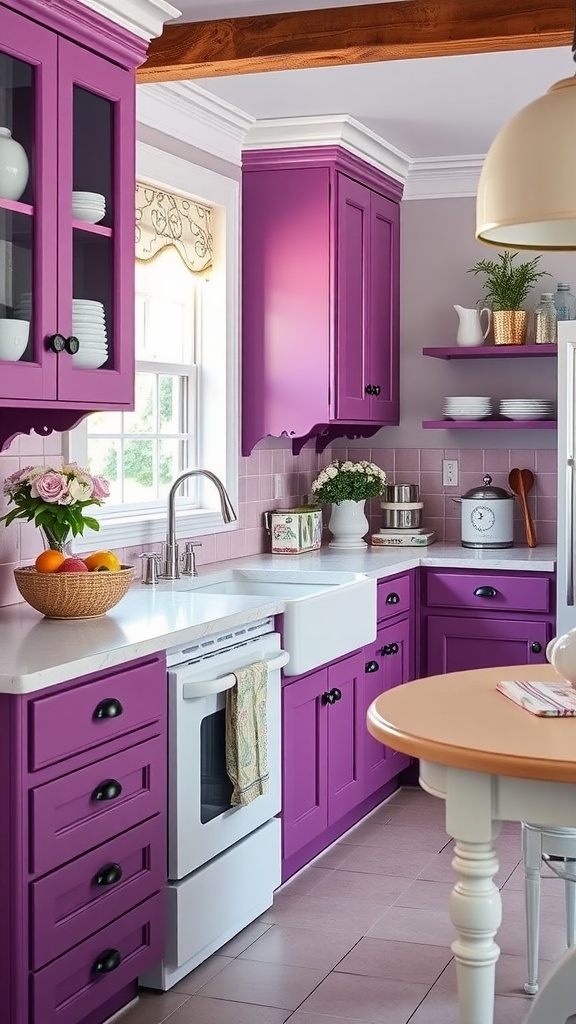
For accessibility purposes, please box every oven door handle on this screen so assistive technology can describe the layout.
[182,650,290,699]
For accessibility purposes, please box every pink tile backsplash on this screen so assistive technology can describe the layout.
[0,437,558,608]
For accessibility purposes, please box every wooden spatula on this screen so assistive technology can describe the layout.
[508,468,537,548]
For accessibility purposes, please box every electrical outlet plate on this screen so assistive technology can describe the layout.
[443,460,459,487]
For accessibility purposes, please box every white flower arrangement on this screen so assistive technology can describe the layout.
[311,460,387,504]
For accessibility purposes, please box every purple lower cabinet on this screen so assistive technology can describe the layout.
[326,650,366,825]
[426,615,551,676]
[32,892,164,1024]
[282,668,329,860]
[363,617,412,794]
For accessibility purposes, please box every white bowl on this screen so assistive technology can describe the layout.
[73,299,105,309]
[72,191,106,202]
[72,349,108,368]
[0,319,29,360]
[73,207,105,225]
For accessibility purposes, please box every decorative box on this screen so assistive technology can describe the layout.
[266,507,323,554]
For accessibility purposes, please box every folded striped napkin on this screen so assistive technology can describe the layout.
[497,679,576,717]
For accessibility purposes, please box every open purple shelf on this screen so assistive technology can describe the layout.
[423,345,558,359]
[423,419,557,430]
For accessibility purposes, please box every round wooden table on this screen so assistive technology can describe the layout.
[367,663,576,1024]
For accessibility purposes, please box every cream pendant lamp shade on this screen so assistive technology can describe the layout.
[476,75,576,250]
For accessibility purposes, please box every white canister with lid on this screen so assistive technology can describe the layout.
[0,128,29,201]
[453,474,514,549]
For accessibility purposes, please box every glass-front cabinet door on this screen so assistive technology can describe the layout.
[0,8,58,402]
[56,40,135,407]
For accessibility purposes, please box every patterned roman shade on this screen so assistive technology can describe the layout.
[135,181,214,274]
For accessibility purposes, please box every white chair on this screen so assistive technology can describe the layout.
[522,823,576,995]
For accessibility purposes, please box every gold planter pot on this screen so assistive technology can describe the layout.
[492,309,527,346]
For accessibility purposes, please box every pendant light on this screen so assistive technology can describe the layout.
[476,7,576,250]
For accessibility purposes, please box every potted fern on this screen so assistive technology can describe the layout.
[468,251,550,346]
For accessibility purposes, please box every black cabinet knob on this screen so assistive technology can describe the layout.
[331,688,342,702]
[46,333,66,353]
[93,949,122,974]
[365,384,374,396]
[381,643,400,656]
[91,779,122,802]
[473,586,498,598]
[385,592,400,605]
[94,862,123,886]
[365,660,379,673]
[93,698,124,720]
[322,690,336,705]
[531,641,543,654]
[373,385,381,396]
[65,335,80,354]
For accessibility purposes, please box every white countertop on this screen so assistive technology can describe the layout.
[0,542,556,694]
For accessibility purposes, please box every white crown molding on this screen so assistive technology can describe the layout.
[76,0,180,40]
[137,83,255,165]
[403,155,484,200]
[243,114,410,184]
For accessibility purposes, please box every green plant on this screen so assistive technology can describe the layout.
[467,251,550,310]
[311,460,387,504]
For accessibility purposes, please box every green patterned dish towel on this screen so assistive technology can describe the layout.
[225,660,269,806]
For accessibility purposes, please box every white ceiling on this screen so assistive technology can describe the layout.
[165,1,574,160]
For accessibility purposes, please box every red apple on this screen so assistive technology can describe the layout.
[56,557,89,573]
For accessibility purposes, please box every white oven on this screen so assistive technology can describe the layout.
[141,617,288,991]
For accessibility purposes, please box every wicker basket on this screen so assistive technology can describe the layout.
[13,565,135,619]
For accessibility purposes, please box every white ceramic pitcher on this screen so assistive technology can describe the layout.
[454,305,492,347]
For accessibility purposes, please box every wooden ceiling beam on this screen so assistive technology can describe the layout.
[137,0,574,84]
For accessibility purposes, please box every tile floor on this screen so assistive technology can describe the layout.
[124,788,571,1024]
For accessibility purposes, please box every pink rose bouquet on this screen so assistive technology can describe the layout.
[1,463,110,552]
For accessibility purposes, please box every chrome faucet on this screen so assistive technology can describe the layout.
[160,468,237,580]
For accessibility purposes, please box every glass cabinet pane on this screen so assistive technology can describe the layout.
[0,209,33,363]
[72,230,112,369]
[0,52,34,205]
[72,86,112,226]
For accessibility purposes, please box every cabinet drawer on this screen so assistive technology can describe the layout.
[31,891,164,1024]
[29,657,166,772]
[30,736,166,876]
[31,815,165,970]
[377,575,411,620]
[425,571,552,614]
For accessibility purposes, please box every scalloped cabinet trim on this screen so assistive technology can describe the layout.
[76,0,180,40]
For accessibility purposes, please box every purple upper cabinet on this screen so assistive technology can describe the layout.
[241,146,402,455]
[0,0,141,450]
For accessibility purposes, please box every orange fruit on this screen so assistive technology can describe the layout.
[83,550,121,572]
[35,549,66,573]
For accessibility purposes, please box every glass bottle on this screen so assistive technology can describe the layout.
[534,293,557,345]
[553,282,576,321]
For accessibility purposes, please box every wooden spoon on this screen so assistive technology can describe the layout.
[508,468,537,548]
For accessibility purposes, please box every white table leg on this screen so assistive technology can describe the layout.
[449,839,502,1024]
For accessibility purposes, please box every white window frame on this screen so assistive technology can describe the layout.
[67,141,239,553]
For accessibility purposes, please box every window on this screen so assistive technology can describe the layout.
[67,144,239,552]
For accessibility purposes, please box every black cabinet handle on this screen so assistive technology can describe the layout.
[365,660,379,673]
[373,385,381,396]
[91,779,122,802]
[331,688,342,702]
[94,863,123,887]
[46,333,66,353]
[322,690,336,705]
[385,592,400,605]
[93,698,124,721]
[473,586,498,598]
[93,949,122,974]
[65,335,80,354]
[365,384,375,395]
[380,643,399,656]
[531,642,543,654]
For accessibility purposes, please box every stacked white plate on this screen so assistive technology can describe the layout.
[14,291,31,322]
[443,396,492,420]
[72,299,108,368]
[72,191,106,224]
[499,399,555,421]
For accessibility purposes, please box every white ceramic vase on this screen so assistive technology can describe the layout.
[328,499,369,549]
[0,127,29,201]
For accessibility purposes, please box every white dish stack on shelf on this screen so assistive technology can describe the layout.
[443,396,492,421]
[499,399,555,421]
[72,191,106,224]
[72,299,108,368]
[371,483,435,547]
